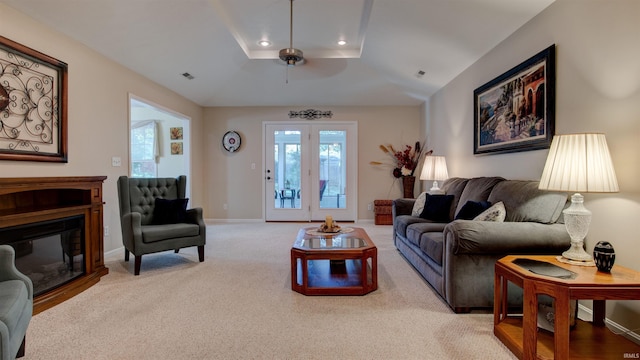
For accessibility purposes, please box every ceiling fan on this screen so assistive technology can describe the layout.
[279,0,305,67]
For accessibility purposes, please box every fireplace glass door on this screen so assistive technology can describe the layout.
[1,215,85,296]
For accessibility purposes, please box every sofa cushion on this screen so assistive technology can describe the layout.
[441,178,470,220]
[0,280,28,334]
[412,192,428,216]
[394,215,431,238]
[455,200,492,220]
[455,177,505,216]
[419,194,454,222]
[142,223,200,243]
[473,201,506,222]
[152,198,189,224]
[487,180,567,224]
[406,222,448,247]
[419,232,444,266]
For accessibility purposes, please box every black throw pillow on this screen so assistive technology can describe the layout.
[455,200,492,220]
[152,198,189,224]
[419,194,454,222]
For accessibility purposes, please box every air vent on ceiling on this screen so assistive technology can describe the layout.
[182,72,195,80]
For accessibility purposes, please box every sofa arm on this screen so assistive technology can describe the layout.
[186,207,207,239]
[444,220,571,255]
[0,245,34,299]
[121,212,143,250]
[392,198,415,218]
[186,207,205,226]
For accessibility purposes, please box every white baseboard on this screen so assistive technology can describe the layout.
[205,218,264,223]
[578,304,640,345]
[104,247,123,260]
[204,218,377,224]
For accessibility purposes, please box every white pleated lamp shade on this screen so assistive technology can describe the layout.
[420,156,449,181]
[539,133,619,193]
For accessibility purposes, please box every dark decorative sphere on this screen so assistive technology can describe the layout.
[593,241,615,272]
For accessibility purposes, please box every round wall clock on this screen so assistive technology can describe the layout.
[222,131,241,152]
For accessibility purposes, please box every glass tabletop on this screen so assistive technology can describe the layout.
[299,236,368,249]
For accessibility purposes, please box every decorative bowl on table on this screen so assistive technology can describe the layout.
[319,223,341,233]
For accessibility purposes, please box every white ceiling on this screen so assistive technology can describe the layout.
[1,0,555,107]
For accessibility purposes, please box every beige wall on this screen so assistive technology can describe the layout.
[0,4,205,253]
[203,106,422,220]
[428,0,640,329]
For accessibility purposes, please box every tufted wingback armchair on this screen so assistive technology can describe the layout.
[0,245,33,360]
[117,176,205,275]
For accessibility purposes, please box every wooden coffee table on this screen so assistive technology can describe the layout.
[291,227,377,296]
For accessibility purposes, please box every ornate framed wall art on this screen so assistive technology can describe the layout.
[473,44,555,155]
[0,36,68,162]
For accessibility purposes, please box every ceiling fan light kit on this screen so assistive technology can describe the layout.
[279,47,303,66]
[279,0,304,67]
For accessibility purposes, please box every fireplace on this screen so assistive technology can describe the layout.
[0,176,108,314]
[1,215,86,296]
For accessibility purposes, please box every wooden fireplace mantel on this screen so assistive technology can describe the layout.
[0,176,109,314]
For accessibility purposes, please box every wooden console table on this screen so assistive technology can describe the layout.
[494,255,640,359]
[0,176,109,314]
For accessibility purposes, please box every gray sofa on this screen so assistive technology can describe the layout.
[392,176,571,313]
[0,245,33,360]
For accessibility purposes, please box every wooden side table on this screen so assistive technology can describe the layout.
[494,255,640,360]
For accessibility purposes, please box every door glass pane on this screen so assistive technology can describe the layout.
[274,130,301,209]
[319,130,346,209]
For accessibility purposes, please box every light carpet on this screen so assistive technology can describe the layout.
[23,222,516,360]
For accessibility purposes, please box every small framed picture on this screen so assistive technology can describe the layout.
[170,127,183,140]
[170,142,183,155]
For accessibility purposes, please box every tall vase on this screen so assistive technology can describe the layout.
[402,176,416,198]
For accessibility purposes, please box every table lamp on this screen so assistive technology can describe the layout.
[420,156,449,194]
[538,133,619,261]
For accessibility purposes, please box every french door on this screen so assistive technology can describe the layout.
[264,122,357,222]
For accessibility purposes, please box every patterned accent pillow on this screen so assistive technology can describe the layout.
[412,192,428,216]
[473,201,506,222]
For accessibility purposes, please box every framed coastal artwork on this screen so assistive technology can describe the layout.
[0,36,68,162]
[473,44,555,155]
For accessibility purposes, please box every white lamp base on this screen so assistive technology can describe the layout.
[428,181,444,195]
[561,193,593,262]
[562,241,593,262]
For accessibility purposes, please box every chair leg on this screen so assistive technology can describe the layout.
[16,336,25,358]
[198,245,205,262]
[124,249,130,262]
[134,255,142,275]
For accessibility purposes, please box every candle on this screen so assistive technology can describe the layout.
[325,215,333,229]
